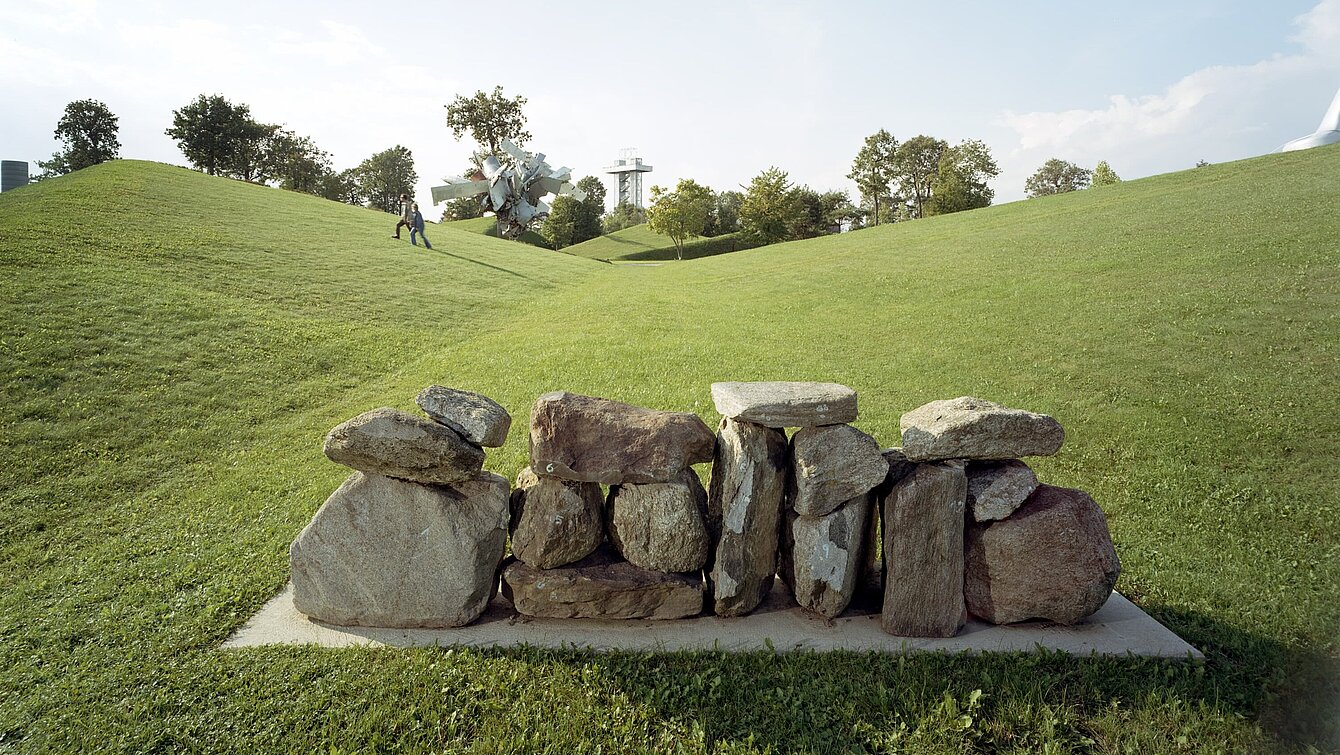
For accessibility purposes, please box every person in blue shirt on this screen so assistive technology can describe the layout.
[409,203,432,249]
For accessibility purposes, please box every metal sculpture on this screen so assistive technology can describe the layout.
[1280,86,1340,152]
[431,139,585,240]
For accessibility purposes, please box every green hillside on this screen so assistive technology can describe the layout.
[2,151,1338,751]
[564,222,760,261]
[445,214,551,249]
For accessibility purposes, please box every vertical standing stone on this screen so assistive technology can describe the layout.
[881,461,967,637]
[779,491,872,618]
[707,417,789,616]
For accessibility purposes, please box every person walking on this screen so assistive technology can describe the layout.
[409,203,432,249]
[392,193,413,239]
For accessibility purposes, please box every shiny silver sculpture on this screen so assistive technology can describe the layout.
[1280,86,1340,152]
[431,139,586,240]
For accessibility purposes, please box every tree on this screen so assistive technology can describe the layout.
[788,187,851,238]
[541,194,580,250]
[166,94,259,176]
[36,99,120,177]
[1092,160,1121,186]
[267,129,331,194]
[707,190,743,236]
[927,139,999,215]
[1025,158,1092,197]
[646,179,714,260]
[847,129,897,226]
[441,196,485,221]
[320,168,363,206]
[891,135,948,219]
[572,176,606,244]
[355,146,417,212]
[602,202,646,233]
[739,167,803,245]
[445,86,531,167]
[226,120,279,183]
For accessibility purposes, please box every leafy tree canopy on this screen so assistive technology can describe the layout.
[739,167,803,246]
[847,129,897,225]
[1092,160,1122,186]
[37,99,120,177]
[602,202,646,233]
[646,179,715,260]
[445,86,531,166]
[1025,158,1092,198]
[356,146,417,213]
[927,139,1000,216]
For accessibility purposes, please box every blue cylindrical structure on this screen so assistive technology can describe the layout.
[1,161,29,192]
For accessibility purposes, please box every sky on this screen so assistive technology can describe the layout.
[3,0,1338,221]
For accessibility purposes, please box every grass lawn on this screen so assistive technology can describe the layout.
[563,223,762,261]
[1,152,1337,752]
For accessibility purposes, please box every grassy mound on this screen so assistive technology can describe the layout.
[2,150,1337,752]
[564,223,762,261]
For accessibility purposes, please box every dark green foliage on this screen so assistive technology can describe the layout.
[542,194,579,249]
[267,130,332,194]
[892,135,949,219]
[1026,158,1093,197]
[603,202,646,233]
[927,139,1000,215]
[36,99,120,177]
[441,196,485,221]
[1093,160,1122,186]
[704,189,743,236]
[319,168,362,206]
[573,176,606,244]
[355,146,417,213]
[848,128,897,225]
[739,167,803,245]
[445,86,531,165]
[165,94,259,177]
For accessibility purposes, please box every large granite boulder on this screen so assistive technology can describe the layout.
[967,459,1039,522]
[416,385,512,447]
[528,392,715,484]
[788,424,889,517]
[501,549,704,620]
[966,484,1120,624]
[708,417,789,616]
[900,397,1064,461]
[710,381,858,428]
[290,471,509,628]
[779,492,872,618]
[881,461,967,637]
[609,469,710,573]
[323,407,485,484]
[509,467,604,569]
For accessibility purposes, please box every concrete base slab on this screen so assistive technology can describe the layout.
[225,583,1202,659]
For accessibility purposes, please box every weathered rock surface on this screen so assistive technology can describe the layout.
[710,381,858,428]
[789,424,889,517]
[881,461,967,637]
[290,471,508,628]
[708,417,789,616]
[966,484,1120,624]
[416,385,512,447]
[779,492,872,618]
[858,448,917,604]
[967,459,1039,522]
[900,396,1064,461]
[323,407,485,484]
[609,469,710,573]
[529,392,715,484]
[501,549,705,620]
[509,467,604,569]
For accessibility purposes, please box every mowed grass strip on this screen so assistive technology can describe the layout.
[0,150,1336,752]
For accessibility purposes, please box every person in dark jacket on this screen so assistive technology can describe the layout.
[392,193,413,239]
[409,203,432,249]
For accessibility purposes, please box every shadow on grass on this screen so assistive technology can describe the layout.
[472,603,1337,752]
[421,246,537,282]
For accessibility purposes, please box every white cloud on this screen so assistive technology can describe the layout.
[997,0,1340,199]
[0,0,100,34]
[271,20,385,67]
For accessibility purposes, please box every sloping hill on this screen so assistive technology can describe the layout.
[564,222,759,261]
[2,150,1337,751]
